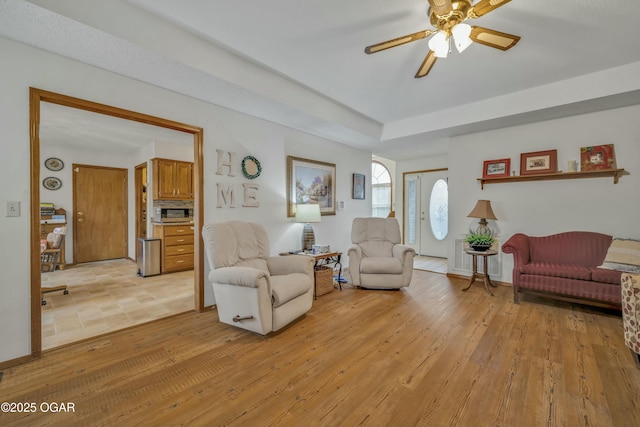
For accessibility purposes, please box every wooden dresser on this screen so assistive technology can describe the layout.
[152,223,194,273]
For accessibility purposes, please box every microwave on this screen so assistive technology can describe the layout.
[153,207,193,223]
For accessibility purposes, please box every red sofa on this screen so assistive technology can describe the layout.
[502,231,622,309]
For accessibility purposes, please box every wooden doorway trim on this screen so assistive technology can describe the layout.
[29,87,205,358]
[134,162,148,244]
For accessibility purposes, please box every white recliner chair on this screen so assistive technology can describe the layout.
[347,217,415,289]
[202,221,315,335]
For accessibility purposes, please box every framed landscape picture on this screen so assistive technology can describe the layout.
[520,149,557,176]
[287,156,336,217]
[482,158,511,179]
[580,144,616,171]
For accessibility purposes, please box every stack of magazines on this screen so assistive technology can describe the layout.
[40,203,55,216]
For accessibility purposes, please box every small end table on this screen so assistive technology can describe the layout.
[462,248,498,296]
[279,251,342,298]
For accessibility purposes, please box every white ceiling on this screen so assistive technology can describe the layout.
[40,102,193,153]
[3,0,640,160]
[129,0,640,123]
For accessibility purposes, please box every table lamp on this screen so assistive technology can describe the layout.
[295,204,321,252]
[467,199,497,235]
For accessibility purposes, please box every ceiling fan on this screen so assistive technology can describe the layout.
[365,0,521,78]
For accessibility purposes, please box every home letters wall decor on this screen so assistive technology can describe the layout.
[215,149,261,208]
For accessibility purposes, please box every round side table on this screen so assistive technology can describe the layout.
[462,248,498,296]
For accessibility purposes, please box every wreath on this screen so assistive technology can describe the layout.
[241,155,262,179]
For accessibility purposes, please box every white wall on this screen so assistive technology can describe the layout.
[40,141,194,263]
[448,105,640,282]
[0,37,371,363]
[394,109,639,286]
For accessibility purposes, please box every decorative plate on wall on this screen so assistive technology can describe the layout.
[241,155,262,179]
[43,177,62,191]
[45,157,64,171]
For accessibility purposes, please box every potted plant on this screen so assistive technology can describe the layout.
[465,229,496,252]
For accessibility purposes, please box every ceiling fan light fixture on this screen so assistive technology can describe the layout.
[452,23,472,53]
[428,31,449,58]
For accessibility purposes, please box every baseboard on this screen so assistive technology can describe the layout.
[0,353,37,370]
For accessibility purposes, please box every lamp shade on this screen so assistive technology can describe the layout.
[295,204,321,223]
[452,23,472,53]
[428,31,449,58]
[467,200,497,220]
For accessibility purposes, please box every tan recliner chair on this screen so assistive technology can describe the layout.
[347,217,415,289]
[202,221,315,335]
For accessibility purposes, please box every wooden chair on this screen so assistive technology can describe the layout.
[41,227,69,305]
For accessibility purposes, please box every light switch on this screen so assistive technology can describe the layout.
[6,201,20,217]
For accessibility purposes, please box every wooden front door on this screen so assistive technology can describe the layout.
[73,164,128,263]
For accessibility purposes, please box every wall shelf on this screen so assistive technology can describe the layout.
[477,168,626,189]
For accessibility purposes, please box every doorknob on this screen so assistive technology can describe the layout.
[78,218,84,223]
[78,212,83,216]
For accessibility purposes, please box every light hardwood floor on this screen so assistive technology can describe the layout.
[41,259,194,350]
[2,270,638,426]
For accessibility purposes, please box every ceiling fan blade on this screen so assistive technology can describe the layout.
[415,50,438,78]
[470,26,520,50]
[470,0,512,18]
[428,0,453,16]
[364,29,434,54]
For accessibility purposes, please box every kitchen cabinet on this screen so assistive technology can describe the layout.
[152,158,193,200]
[152,223,194,273]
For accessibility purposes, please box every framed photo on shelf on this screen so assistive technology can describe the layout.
[520,149,557,176]
[352,173,365,199]
[482,158,511,179]
[286,156,336,217]
[580,144,616,171]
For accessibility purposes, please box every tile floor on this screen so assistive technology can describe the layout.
[41,259,194,350]
[413,255,448,274]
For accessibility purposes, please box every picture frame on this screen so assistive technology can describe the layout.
[519,149,557,176]
[44,157,64,171]
[580,144,616,171]
[482,158,511,179]
[352,173,365,199]
[287,156,336,217]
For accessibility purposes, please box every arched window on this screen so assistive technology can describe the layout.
[372,161,392,217]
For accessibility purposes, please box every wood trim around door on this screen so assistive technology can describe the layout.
[28,87,205,362]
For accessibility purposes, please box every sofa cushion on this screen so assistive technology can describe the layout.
[528,231,612,266]
[590,267,623,285]
[359,241,394,258]
[521,262,591,281]
[271,273,312,308]
[360,257,404,274]
[518,275,622,304]
[599,238,640,273]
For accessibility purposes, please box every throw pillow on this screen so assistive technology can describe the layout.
[599,238,640,273]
